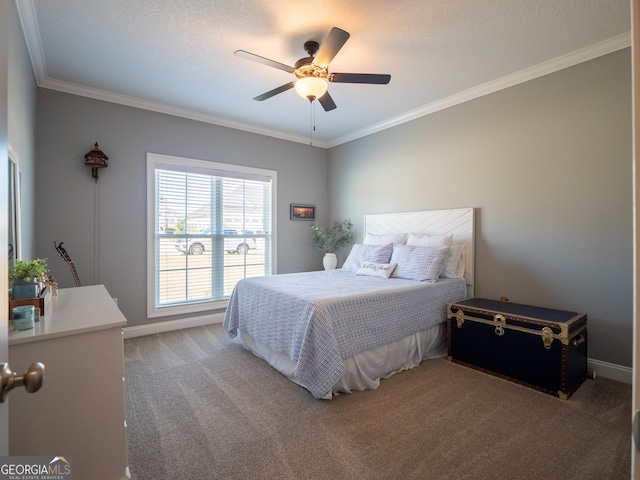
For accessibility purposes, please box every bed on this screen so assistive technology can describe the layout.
[223,208,475,398]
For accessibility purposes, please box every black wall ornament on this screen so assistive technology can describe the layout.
[84,142,108,183]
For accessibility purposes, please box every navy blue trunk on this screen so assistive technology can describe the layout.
[447,298,588,400]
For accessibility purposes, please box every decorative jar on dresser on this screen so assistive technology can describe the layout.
[8,285,129,480]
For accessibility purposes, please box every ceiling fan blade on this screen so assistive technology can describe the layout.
[329,73,391,84]
[313,27,350,68]
[253,82,295,101]
[234,50,295,74]
[318,91,337,111]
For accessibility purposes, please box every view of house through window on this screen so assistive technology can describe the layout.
[147,154,275,317]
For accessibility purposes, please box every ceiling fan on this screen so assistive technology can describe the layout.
[235,27,391,111]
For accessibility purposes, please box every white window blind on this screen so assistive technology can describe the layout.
[147,153,276,318]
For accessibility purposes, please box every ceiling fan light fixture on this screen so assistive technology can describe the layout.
[294,77,327,101]
[236,27,390,111]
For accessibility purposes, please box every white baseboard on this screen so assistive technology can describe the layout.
[123,313,224,339]
[587,358,632,384]
[124,319,633,385]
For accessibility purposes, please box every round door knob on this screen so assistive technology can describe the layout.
[0,362,45,402]
[21,362,45,393]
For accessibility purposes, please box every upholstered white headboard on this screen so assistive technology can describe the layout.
[364,208,475,296]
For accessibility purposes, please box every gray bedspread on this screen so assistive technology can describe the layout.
[223,269,466,398]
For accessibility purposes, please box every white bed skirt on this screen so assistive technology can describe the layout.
[238,322,447,399]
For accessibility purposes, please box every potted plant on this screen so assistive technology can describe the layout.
[9,258,49,299]
[310,219,353,270]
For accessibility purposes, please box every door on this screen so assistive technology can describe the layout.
[634,0,640,477]
[0,148,7,456]
[0,0,10,456]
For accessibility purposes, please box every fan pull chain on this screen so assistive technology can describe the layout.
[308,99,320,146]
[309,99,313,146]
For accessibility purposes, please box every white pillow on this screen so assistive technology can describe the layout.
[356,261,397,279]
[364,233,407,245]
[390,245,449,282]
[407,233,453,248]
[440,245,465,278]
[342,244,394,273]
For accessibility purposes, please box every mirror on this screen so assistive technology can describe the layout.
[8,150,21,268]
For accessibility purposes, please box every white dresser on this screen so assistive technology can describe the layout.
[8,285,129,480]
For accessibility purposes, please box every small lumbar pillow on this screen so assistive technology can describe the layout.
[356,261,397,279]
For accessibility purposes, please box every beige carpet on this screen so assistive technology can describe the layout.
[124,324,631,480]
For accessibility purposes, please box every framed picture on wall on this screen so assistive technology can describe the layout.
[290,204,315,221]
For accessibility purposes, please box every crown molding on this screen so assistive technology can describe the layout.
[327,32,631,148]
[16,0,629,150]
[15,0,47,82]
[38,76,327,147]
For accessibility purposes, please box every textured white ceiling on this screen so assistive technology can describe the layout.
[17,0,631,147]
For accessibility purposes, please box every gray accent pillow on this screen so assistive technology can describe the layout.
[342,244,393,273]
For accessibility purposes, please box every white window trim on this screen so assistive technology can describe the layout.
[146,152,277,319]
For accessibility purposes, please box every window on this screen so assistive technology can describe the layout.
[147,153,276,318]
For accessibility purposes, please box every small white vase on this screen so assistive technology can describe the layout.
[323,252,338,270]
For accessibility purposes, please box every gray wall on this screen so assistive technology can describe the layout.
[35,90,328,327]
[8,0,37,259]
[328,49,632,367]
[31,45,633,366]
